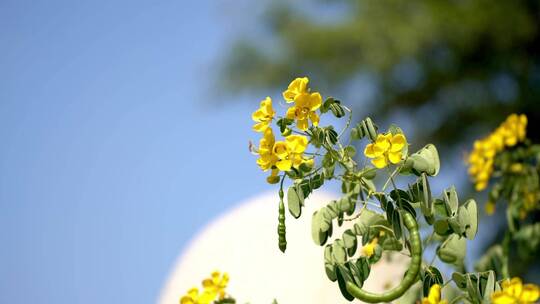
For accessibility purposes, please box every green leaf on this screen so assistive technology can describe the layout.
[452,272,468,290]
[325,127,339,145]
[287,186,302,219]
[482,271,496,301]
[402,144,440,176]
[311,211,329,246]
[324,245,337,281]
[437,234,466,265]
[330,102,346,118]
[332,240,347,263]
[463,199,478,240]
[336,265,355,301]
[443,186,459,216]
[434,220,452,236]
[344,145,356,158]
[391,207,403,240]
[321,97,337,113]
[422,266,443,297]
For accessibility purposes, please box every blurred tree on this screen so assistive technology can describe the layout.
[220,0,540,150]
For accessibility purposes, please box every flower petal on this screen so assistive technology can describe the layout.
[297,118,309,131]
[364,144,376,158]
[276,159,292,171]
[491,291,517,304]
[388,151,402,164]
[520,284,540,302]
[371,156,388,169]
[308,92,322,111]
[310,112,320,126]
[390,134,406,152]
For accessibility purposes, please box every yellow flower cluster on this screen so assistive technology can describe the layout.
[180,271,229,304]
[491,277,539,304]
[422,284,448,304]
[468,114,528,191]
[283,77,322,131]
[252,77,319,182]
[364,133,407,169]
[254,127,311,183]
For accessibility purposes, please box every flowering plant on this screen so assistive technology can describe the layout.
[247,77,539,303]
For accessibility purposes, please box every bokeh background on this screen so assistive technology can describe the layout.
[1,1,539,303]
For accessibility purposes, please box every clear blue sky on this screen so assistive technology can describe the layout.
[0,1,270,303]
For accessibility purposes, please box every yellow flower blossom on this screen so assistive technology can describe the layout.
[282,77,309,102]
[256,128,278,172]
[202,271,229,300]
[254,130,310,181]
[286,92,322,131]
[491,277,540,304]
[273,135,309,171]
[467,114,528,191]
[364,133,407,169]
[421,284,448,304]
[179,287,215,304]
[251,97,275,132]
[362,238,378,257]
[485,201,496,215]
[497,114,527,147]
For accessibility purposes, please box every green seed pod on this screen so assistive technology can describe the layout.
[278,198,287,253]
[345,212,422,303]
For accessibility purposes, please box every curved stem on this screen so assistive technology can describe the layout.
[345,212,422,303]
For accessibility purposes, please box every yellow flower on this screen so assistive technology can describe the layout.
[364,133,407,169]
[256,128,278,171]
[467,114,527,192]
[202,271,229,300]
[421,284,448,304]
[497,114,527,147]
[362,238,378,257]
[179,287,215,304]
[251,97,275,132]
[282,77,309,102]
[491,277,540,304]
[485,201,496,215]
[272,135,309,171]
[286,92,322,131]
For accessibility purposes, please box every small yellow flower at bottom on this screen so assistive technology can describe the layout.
[202,271,229,300]
[362,238,378,257]
[179,287,215,304]
[422,284,448,304]
[491,277,540,304]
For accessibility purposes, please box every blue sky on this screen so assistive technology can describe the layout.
[0,1,271,303]
[0,1,505,303]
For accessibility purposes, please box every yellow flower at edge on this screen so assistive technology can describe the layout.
[491,277,539,304]
[422,284,448,304]
[466,113,527,191]
[485,201,496,215]
[362,238,378,257]
[202,271,229,300]
[286,92,322,131]
[282,77,309,102]
[364,133,407,169]
[179,287,215,304]
[256,128,278,172]
[251,97,275,132]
